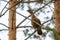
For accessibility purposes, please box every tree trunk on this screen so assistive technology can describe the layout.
[8,0,17,40]
[54,0,60,39]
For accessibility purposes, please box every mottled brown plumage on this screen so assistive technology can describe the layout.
[27,9,42,35]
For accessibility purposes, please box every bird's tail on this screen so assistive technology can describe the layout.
[37,27,42,35]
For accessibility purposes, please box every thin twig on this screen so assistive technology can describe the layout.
[25,29,37,40]
[42,18,53,25]
[17,17,53,28]
[0,1,9,14]
[0,0,53,28]
[5,0,53,28]
[0,0,44,17]
[0,0,20,17]
[17,26,32,28]
[17,15,31,27]
[0,29,8,31]
[17,0,53,28]
[5,6,42,29]
[24,1,53,39]
[34,0,53,13]
[25,17,53,40]
[6,7,42,28]
[0,23,8,28]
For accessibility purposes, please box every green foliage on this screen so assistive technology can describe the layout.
[46,25,53,32]
[52,28,59,40]
[46,26,59,40]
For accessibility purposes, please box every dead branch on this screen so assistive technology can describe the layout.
[0,23,8,28]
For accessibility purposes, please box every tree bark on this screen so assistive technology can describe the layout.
[8,0,16,40]
[54,0,60,39]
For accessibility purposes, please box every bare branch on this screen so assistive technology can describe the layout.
[0,23,8,28]
[0,0,43,17]
[0,0,53,28]
[34,0,53,13]
[25,29,36,40]
[0,0,53,17]
[0,0,15,17]
[24,15,53,40]
[42,17,53,25]
[0,1,9,14]
[17,17,53,28]
[0,0,19,17]
[6,7,42,28]
[17,26,32,28]
[4,0,53,29]
[5,7,41,29]
[17,0,53,27]
[17,14,32,27]
[0,29,8,31]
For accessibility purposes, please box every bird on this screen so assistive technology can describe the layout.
[27,9,42,35]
